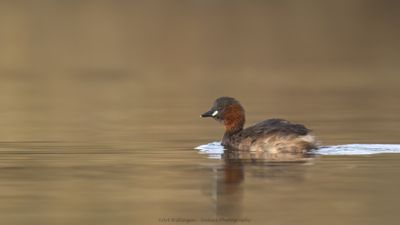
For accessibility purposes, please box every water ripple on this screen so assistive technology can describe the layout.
[195,142,400,159]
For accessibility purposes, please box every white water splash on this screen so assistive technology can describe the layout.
[318,144,400,155]
[195,142,400,159]
[195,142,224,159]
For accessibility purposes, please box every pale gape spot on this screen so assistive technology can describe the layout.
[212,110,218,117]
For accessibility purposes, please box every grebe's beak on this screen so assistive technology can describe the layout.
[201,109,218,118]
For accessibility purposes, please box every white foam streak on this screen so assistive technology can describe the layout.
[195,142,400,159]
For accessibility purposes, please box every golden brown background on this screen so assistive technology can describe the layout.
[0,1,400,225]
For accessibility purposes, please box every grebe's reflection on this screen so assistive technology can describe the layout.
[207,149,315,217]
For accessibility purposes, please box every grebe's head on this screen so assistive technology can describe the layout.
[201,97,245,133]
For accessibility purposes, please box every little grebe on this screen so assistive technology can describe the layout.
[201,97,318,153]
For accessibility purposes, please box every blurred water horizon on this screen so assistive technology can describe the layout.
[1,1,400,225]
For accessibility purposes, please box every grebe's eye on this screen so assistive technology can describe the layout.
[212,110,218,117]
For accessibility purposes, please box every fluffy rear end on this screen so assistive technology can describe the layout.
[250,134,318,153]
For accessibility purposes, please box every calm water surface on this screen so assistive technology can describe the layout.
[0,74,400,225]
[1,1,400,224]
